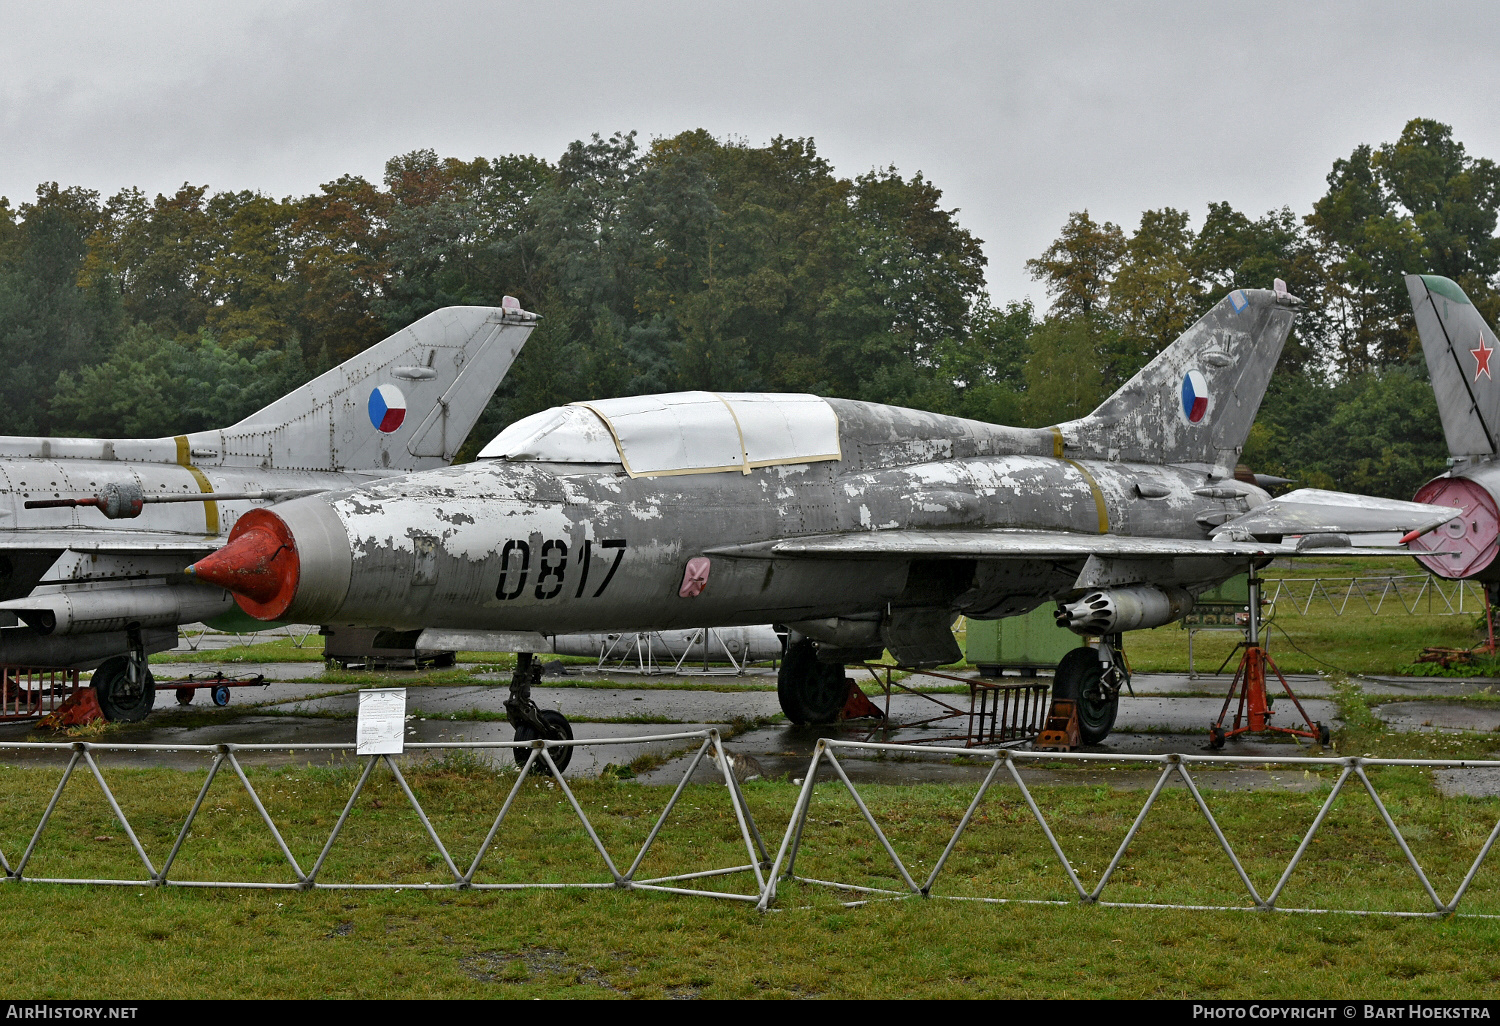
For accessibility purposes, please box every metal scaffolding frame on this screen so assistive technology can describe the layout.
[1263,574,1485,618]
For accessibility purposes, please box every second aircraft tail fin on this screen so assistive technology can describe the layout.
[1405,273,1499,458]
[186,302,537,473]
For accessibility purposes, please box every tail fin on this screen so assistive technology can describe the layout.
[186,304,537,472]
[1055,285,1299,470]
[1405,273,1498,458]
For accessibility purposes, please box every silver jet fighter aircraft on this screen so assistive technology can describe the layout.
[0,301,537,719]
[190,284,1457,756]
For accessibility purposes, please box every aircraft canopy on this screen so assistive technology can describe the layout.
[478,391,842,477]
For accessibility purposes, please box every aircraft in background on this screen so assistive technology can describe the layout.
[0,301,537,720]
[419,624,786,671]
[1403,273,1500,595]
[191,284,1456,760]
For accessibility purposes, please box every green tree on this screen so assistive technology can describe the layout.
[1308,118,1500,372]
[1021,317,1106,426]
[1109,207,1200,383]
[50,324,307,437]
[1025,211,1125,318]
[289,174,393,367]
[0,184,121,434]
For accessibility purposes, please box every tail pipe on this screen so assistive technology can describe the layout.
[187,502,352,622]
[1056,585,1194,635]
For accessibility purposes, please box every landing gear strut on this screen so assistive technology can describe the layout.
[505,652,573,772]
[1051,635,1128,745]
[92,624,155,722]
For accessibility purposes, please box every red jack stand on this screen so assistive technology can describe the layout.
[1484,586,1497,656]
[1209,568,1330,749]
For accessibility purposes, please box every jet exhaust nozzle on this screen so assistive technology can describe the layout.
[186,500,353,623]
[188,508,302,620]
[1410,472,1500,581]
[1056,585,1194,635]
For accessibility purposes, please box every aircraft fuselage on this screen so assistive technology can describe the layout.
[269,436,1260,634]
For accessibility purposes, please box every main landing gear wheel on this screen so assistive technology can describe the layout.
[1051,647,1120,745]
[777,636,849,724]
[92,655,156,722]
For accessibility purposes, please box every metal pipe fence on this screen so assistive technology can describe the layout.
[6,733,1500,920]
[0,730,770,901]
[759,739,1500,918]
[1262,574,1485,617]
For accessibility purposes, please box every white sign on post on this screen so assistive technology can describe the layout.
[356,688,407,756]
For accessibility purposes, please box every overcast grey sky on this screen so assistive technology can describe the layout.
[3,0,1499,306]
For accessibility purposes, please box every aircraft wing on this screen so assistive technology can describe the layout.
[0,530,224,554]
[707,529,1435,561]
[1207,488,1461,539]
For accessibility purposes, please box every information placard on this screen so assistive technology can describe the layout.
[356,688,407,756]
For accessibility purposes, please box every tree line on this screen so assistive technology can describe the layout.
[1,118,1494,498]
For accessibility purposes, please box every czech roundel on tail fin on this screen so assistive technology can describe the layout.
[192,299,539,473]
[1055,281,1302,471]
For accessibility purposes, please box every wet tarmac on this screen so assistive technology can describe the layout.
[1373,700,1500,733]
[9,645,1499,795]
[0,666,1344,790]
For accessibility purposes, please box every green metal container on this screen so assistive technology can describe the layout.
[1195,573,1249,604]
[965,604,1079,674]
[1181,574,1250,627]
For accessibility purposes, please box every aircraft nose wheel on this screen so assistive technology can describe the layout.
[505,652,574,773]
[513,710,574,773]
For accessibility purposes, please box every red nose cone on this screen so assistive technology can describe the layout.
[189,508,301,620]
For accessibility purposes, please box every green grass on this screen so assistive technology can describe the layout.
[39,564,1500,997]
[4,758,1500,997]
[153,635,329,664]
[1123,561,1489,677]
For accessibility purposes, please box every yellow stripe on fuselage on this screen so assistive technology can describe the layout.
[175,435,219,535]
[1062,459,1110,534]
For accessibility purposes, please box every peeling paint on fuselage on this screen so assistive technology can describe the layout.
[311,399,1263,633]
